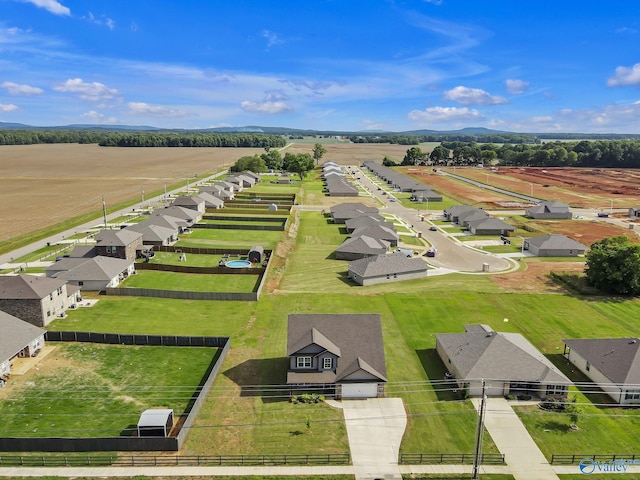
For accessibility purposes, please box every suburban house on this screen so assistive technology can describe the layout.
[48,256,135,291]
[334,235,390,260]
[628,207,640,219]
[0,274,80,327]
[325,175,359,196]
[213,181,236,194]
[161,205,202,224]
[444,205,480,223]
[242,171,260,183]
[330,203,379,224]
[563,338,640,405]
[94,229,143,261]
[347,252,429,286]
[171,195,206,215]
[351,224,399,247]
[125,222,178,246]
[466,217,515,236]
[525,200,572,219]
[457,209,489,227]
[0,310,46,385]
[200,184,234,200]
[196,191,224,209]
[524,234,588,256]
[344,214,390,233]
[144,212,189,233]
[436,324,570,399]
[286,313,387,398]
[362,160,442,200]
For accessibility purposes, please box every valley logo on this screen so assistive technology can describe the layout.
[579,457,640,475]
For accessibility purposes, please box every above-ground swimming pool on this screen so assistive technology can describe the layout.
[225,260,252,268]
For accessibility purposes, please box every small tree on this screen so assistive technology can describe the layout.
[312,143,327,166]
[585,236,640,295]
[565,395,582,429]
[402,146,426,166]
[382,155,398,166]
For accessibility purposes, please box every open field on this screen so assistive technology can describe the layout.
[0,143,265,243]
[0,343,217,438]
[177,228,284,250]
[284,142,417,166]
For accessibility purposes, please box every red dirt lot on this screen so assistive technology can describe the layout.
[489,261,584,293]
[527,219,637,245]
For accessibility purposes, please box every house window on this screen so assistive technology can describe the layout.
[546,385,567,396]
[624,390,640,401]
[296,357,312,368]
[586,361,591,371]
[323,358,333,369]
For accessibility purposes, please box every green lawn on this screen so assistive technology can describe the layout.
[123,270,260,292]
[177,228,283,249]
[0,343,217,438]
[142,251,231,267]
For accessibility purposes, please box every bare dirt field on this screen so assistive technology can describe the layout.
[287,142,411,165]
[527,219,637,245]
[0,144,264,242]
[489,261,584,293]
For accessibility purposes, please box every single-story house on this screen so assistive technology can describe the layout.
[325,176,359,196]
[286,313,387,399]
[126,222,178,246]
[457,209,489,227]
[214,181,236,194]
[95,228,143,261]
[137,409,174,437]
[242,171,260,183]
[231,174,257,189]
[563,338,640,405]
[347,252,429,286]
[351,224,399,247]
[0,274,80,327]
[344,214,389,233]
[524,234,587,256]
[444,205,482,223]
[171,195,206,214]
[0,310,46,382]
[196,191,224,209]
[436,324,570,399]
[334,235,390,260]
[525,201,572,219]
[628,207,640,219]
[200,184,234,200]
[466,217,516,236]
[330,203,379,224]
[161,205,202,224]
[50,256,135,291]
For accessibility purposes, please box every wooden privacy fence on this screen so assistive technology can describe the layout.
[105,287,259,301]
[136,262,265,275]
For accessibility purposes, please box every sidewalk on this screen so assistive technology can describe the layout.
[473,397,559,480]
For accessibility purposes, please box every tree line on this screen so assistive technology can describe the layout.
[349,133,536,145]
[0,130,287,149]
[395,140,640,168]
[229,143,326,179]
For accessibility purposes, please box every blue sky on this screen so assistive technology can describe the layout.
[1,0,639,133]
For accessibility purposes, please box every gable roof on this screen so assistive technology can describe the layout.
[467,217,515,231]
[287,327,342,357]
[95,228,142,247]
[351,224,399,241]
[563,338,640,384]
[172,196,205,208]
[0,310,45,362]
[287,314,387,383]
[126,223,176,242]
[348,252,429,278]
[54,256,133,282]
[196,191,225,207]
[437,325,570,385]
[0,274,66,300]
[335,235,390,255]
[344,214,387,230]
[330,202,378,215]
[526,200,570,214]
[526,234,587,250]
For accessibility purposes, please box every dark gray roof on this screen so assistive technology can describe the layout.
[172,196,205,207]
[287,313,387,382]
[527,200,570,214]
[563,338,640,384]
[345,215,389,231]
[68,245,97,258]
[126,222,177,242]
[437,325,570,385]
[0,274,67,300]
[348,252,429,278]
[330,202,378,215]
[444,205,479,217]
[0,310,45,362]
[351,224,399,242]
[335,235,390,255]
[526,234,587,250]
[458,209,489,224]
[467,217,515,231]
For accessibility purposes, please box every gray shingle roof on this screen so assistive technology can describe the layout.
[335,235,390,255]
[467,217,515,231]
[563,338,640,384]
[0,310,45,362]
[287,313,387,383]
[0,274,66,300]
[344,215,388,231]
[95,228,142,247]
[526,234,587,250]
[437,326,570,385]
[351,224,399,242]
[54,256,133,282]
[348,252,429,278]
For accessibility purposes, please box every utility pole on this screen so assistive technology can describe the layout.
[472,380,487,480]
[102,195,108,229]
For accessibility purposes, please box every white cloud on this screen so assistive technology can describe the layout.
[0,81,44,95]
[127,102,187,117]
[423,0,443,4]
[53,78,118,101]
[408,106,483,123]
[81,110,118,123]
[19,0,70,16]
[362,119,386,130]
[84,12,115,30]
[443,86,508,105]
[607,63,640,87]
[0,103,19,112]
[262,30,284,48]
[505,79,529,95]
[241,91,293,114]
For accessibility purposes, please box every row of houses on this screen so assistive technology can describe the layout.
[322,162,359,196]
[362,160,443,201]
[444,205,515,235]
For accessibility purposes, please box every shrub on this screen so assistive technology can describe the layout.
[291,393,325,404]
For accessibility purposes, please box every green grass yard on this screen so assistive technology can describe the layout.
[177,228,283,250]
[123,270,260,292]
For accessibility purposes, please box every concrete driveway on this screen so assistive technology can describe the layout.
[328,397,407,480]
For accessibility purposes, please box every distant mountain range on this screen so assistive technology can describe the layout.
[1,121,637,139]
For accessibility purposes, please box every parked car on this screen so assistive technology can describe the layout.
[426,247,437,257]
[429,226,437,231]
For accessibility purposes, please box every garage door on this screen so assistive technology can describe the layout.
[341,383,378,398]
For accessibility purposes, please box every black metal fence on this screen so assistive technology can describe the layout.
[399,453,506,465]
[551,454,640,465]
[0,453,351,467]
